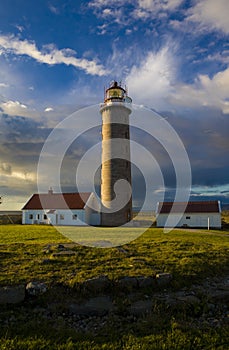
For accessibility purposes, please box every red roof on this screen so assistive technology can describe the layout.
[22,192,91,210]
[157,201,220,214]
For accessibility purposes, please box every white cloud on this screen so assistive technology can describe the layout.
[44,107,54,112]
[138,0,183,11]
[0,162,12,175]
[0,35,108,76]
[103,8,112,16]
[125,44,229,114]
[134,0,184,18]
[0,83,9,88]
[48,4,60,15]
[89,0,127,8]
[126,46,176,109]
[1,100,27,115]
[169,67,229,113]
[187,0,229,34]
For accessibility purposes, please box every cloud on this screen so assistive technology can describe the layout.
[48,4,60,15]
[126,45,176,109]
[44,107,54,112]
[0,100,43,119]
[125,42,229,114]
[0,34,108,76]
[0,163,12,175]
[1,100,27,115]
[169,67,229,113]
[186,0,229,34]
[137,0,183,12]
[0,83,9,88]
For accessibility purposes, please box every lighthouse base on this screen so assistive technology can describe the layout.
[101,205,132,227]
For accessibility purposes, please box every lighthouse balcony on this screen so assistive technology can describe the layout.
[100,100,132,110]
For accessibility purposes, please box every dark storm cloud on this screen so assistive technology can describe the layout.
[159,107,229,187]
[0,113,51,143]
[0,113,53,166]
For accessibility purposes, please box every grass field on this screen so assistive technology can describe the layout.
[0,224,228,349]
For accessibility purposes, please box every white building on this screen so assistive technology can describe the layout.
[156,201,221,229]
[22,190,100,226]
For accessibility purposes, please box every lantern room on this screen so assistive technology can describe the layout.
[104,81,132,103]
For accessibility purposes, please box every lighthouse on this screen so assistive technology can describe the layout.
[100,81,132,226]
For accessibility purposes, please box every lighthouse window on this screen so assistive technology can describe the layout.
[107,89,123,99]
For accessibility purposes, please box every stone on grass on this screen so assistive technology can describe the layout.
[118,276,138,291]
[69,296,114,316]
[26,281,47,296]
[130,300,153,316]
[156,273,172,286]
[0,285,25,304]
[83,275,111,293]
[176,295,200,304]
[137,276,156,289]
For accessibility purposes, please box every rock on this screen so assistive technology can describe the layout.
[137,276,156,289]
[156,273,172,286]
[176,295,200,304]
[26,282,47,296]
[83,275,111,293]
[130,300,153,316]
[69,296,114,316]
[0,285,25,304]
[118,276,138,291]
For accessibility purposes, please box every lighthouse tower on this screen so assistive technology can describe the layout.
[100,81,132,226]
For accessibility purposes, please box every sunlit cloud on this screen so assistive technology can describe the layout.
[44,107,54,112]
[186,0,229,34]
[126,45,176,109]
[0,34,108,76]
[169,67,229,113]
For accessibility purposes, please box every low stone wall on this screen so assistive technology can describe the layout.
[1,274,228,323]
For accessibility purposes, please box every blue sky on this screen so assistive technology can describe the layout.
[0,0,228,209]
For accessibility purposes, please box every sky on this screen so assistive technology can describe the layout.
[0,0,228,210]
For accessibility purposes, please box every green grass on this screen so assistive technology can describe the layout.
[0,328,228,350]
[0,224,228,349]
[0,225,228,286]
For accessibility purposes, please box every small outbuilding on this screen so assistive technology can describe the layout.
[156,200,221,229]
[22,190,100,226]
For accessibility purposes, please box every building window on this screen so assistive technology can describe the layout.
[29,214,33,220]
[60,214,64,220]
[72,214,77,220]
[37,214,40,220]
[186,216,191,219]
[43,214,47,220]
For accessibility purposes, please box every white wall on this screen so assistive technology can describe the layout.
[156,213,221,228]
[84,193,101,226]
[22,209,88,226]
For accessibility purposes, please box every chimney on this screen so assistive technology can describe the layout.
[48,187,53,195]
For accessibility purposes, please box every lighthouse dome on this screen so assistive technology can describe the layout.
[104,81,132,103]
